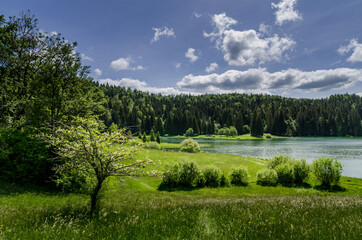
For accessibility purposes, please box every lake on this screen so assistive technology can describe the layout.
[162,137,362,178]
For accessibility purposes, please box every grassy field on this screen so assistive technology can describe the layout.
[0,149,361,239]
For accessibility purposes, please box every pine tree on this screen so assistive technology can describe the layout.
[150,129,156,142]
[156,131,161,144]
[142,132,147,142]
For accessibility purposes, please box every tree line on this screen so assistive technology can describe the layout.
[97,83,362,137]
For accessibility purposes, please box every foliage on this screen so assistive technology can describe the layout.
[230,168,249,186]
[142,132,147,142]
[0,128,54,186]
[143,142,161,150]
[312,157,343,187]
[177,162,201,187]
[185,128,194,137]
[293,159,310,184]
[203,167,221,187]
[275,163,294,185]
[43,116,153,215]
[179,138,201,153]
[267,155,293,169]
[159,162,201,189]
[156,131,161,143]
[0,12,104,129]
[220,173,231,187]
[256,169,278,186]
[150,129,156,142]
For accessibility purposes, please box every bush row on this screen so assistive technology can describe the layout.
[256,155,343,187]
[159,162,249,189]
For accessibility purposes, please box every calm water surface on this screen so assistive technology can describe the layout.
[162,137,362,178]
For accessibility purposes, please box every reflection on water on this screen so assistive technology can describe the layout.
[162,137,362,178]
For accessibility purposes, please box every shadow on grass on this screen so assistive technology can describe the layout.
[0,180,60,196]
[280,182,312,188]
[314,184,346,192]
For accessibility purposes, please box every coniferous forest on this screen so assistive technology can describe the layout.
[98,83,362,137]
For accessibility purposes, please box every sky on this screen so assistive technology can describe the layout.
[2,0,362,98]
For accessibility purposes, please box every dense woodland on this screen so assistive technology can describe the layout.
[98,83,362,137]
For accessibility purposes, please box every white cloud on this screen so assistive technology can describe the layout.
[81,53,93,61]
[204,13,237,48]
[185,48,199,63]
[194,12,202,18]
[259,23,271,35]
[175,62,182,69]
[222,29,295,66]
[94,68,102,76]
[338,38,362,63]
[356,92,362,97]
[177,68,362,93]
[110,57,144,71]
[98,78,184,95]
[271,0,303,25]
[205,13,295,66]
[151,26,175,43]
[205,62,218,73]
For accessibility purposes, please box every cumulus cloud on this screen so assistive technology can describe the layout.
[204,13,295,66]
[271,0,303,25]
[177,68,362,93]
[81,53,93,61]
[110,57,144,71]
[185,48,199,62]
[338,38,362,63]
[203,13,237,48]
[151,26,175,43]
[98,78,184,95]
[222,30,295,66]
[175,63,182,69]
[94,68,102,76]
[205,62,218,73]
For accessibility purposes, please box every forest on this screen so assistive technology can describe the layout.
[98,83,362,137]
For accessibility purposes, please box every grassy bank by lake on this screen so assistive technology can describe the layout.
[0,149,361,239]
[163,133,286,140]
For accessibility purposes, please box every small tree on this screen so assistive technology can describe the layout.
[185,128,194,137]
[156,131,161,144]
[44,117,153,216]
[150,129,156,142]
[312,157,343,187]
[142,132,147,142]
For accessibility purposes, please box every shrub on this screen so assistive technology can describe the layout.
[312,157,343,187]
[275,163,294,185]
[229,126,238,136]
[185,128,194,137]
[0,128,54,186]
[196,174,206,188]
[220,173,231,187]
[267,155,293,169]
[256,169,278,186]
[203,167,221,187]
[159,165,180,189]
[143,142,161,150]
[293,159,310,184]
[230,168,249,186]
[265,133,272,138]
[178,162,201,187]
[179,138,201,153]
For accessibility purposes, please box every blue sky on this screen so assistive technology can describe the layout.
[2,0,362,98]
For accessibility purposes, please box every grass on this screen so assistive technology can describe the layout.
[164,133,286,140]
[0,150,361,239]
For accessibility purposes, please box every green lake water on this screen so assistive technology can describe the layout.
[162,137,362,178]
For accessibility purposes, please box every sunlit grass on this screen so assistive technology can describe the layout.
[0,150,361,239]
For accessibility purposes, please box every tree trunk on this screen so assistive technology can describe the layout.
[90,178,104,216]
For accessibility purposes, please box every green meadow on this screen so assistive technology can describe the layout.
[1,148,361,239]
